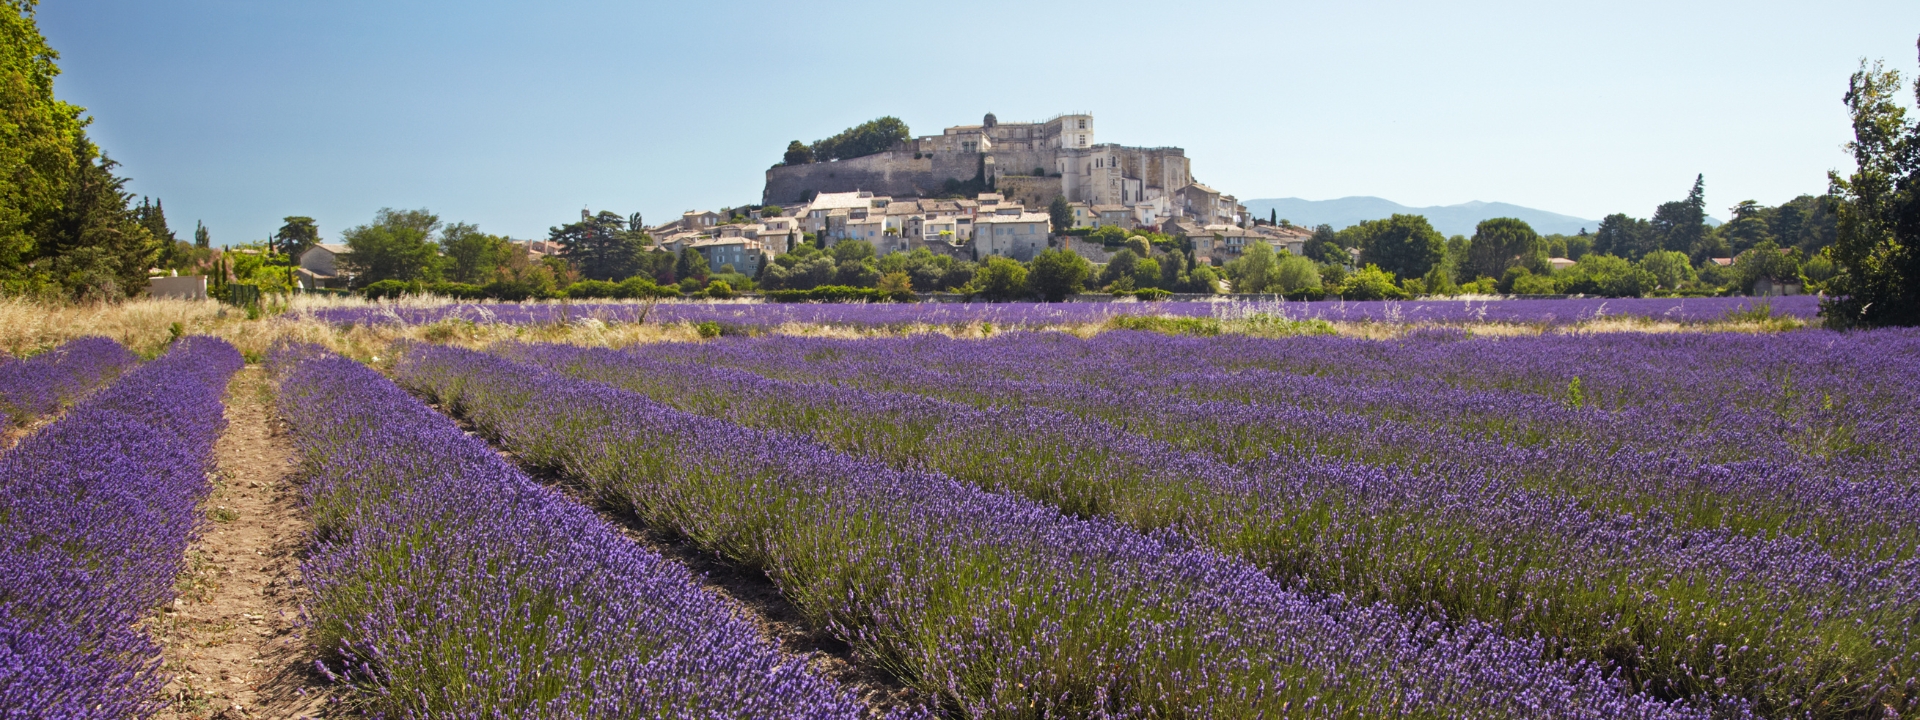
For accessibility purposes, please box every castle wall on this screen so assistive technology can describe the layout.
[995,175,1064,209]
[763,116,1187,207]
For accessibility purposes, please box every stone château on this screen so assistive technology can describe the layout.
[765,113,1223,226]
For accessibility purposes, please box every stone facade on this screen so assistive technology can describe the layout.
[765,113,1210,225]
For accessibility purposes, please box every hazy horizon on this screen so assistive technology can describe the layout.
[37,0,1920,244]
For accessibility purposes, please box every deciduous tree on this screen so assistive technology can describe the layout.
[343,208,442,286]
[1825,52,1920,327]
[1353,214,1445,281]
[1465,217,1541,281]
[1025,248,1090,301]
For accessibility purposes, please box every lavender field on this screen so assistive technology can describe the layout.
[306,295,1820,330]
[3,315,1914,719]
[453,325,1913,718]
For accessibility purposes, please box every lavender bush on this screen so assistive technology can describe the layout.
[500,336,1920,718]
[0,336,138,427]
[307,295,1819,329]
[270,345,894,719]
[399,343,1726,720]
[0,337,241,719]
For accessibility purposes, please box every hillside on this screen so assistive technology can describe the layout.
[1242,197,1600,236]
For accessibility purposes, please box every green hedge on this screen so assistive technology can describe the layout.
[763,285,912,303]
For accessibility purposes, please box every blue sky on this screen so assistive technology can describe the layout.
[36,0,1920,244]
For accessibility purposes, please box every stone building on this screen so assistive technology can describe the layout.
[764,112,1210,226]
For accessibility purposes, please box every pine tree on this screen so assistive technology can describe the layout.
[676,246,708,283]
[551,210,639,281]
[274,216,320,258]
[194,220,210,249]
[41,140,159,300]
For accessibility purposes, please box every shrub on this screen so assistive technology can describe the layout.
[1512,273,1558,295]
[425,282,485,299]
[562,280,621,299]
[1107,315,1222,336]
[360,279,419,300]
[480,280,543,301]
[763,285,907,303]
[1336,265,1409,300]
[1132,288,1174,302]
[617,276,681,299]
[703,280,736,300]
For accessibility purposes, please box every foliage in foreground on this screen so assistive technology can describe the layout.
[271,345,891,719]
[0,336,240,717]
[515,329,1920,718]
[402,343,1723,720]
[1824,53,1920,327]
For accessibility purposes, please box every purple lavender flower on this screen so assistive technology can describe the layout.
[0,337,139,428]
[398,343,1729,719]
[492,329,1920,718]
[272,345,904,719]
[0,336,242,719]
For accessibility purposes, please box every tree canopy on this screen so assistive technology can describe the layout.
[274,216,320,258]
[1351,214,1445,280]
[1825,53,1920,327]
[0,1,163,299]
[551,210,643,281]
[1026,247,1090,301]
[1464,218,1541,281]
[801,117,910,163]
[344,208,442,285]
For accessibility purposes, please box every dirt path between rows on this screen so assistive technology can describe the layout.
[152,366,330,719]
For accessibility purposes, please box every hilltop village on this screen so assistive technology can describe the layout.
[629,113,1312,270]
[278,112,1822,303]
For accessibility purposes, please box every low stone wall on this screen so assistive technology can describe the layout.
[149,275,208,300]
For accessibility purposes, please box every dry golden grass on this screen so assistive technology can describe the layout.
[0,295,1816,363]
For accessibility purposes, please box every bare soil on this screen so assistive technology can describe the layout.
[151,367,330,719]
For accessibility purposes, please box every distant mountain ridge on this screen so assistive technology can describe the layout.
[1241,197,1601,237]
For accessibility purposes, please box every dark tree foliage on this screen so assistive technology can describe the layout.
[551,210,641,281]
[1594,213,1655,259]
[808,117,910,162]
[0,0,86,294]
[38,142,159,300]
[1717,201,1774,257]
[194,221,210,249]
[1048,196,1072,235]
[133,197,175,246]
[1026,248,1090,302]
[440,222,515,285]
[675,246,708,284]
[1825,51,1920,327]
[343,208,442,286]
[782,140,814,166]
[274,216,319,258]
[1304,224,1345,264]
[1351,214,1445,280]
[1464,217,1541,281]
[1649,175,1709,256]
[1770,195,1840,254]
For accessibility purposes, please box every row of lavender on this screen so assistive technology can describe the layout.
[401,343,1726,719]
[0,337,241,718]
[307,295,1818,329]
[269,346,892,718]
[500,329,1920,718]
[624,330,1920,549]
[0,337,139,428]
